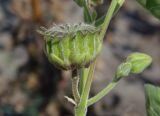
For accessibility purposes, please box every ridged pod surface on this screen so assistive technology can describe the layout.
[38,23,102,70]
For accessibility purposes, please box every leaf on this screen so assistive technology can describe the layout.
[95,15,105,27]
[74,0,86,7]
[83,6,93,23]
[137,0,146,6]
[145,84,160,116]
[136,0,160,19]
[83,6,97,23]
[91,10,97,21]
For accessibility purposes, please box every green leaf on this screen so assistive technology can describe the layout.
[74,0,86,7]
[137,0,146,6]
[145,84,160,116]
[136,0,160,19]
[83,6,97,23]
[95,15,105,27]
[91,10,97,22]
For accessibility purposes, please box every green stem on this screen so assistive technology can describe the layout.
[72,77,80,104]
[85,0,125,107]
[75,62,96,116]
[99,0,124,41]
[78,68,90,96]
[72,70,80,104]
[87,81,117,107]
[86,0,125,107]
[74,0,125,115]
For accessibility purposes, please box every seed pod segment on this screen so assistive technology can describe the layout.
[38,23,102,70]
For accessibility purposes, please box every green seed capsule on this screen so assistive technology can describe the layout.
[38,23,102,70]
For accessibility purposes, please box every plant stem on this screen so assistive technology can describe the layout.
[72,77,80,104]
[75,62,96,116]
[78,68,90,96]
[87,81,117,107]
[99,0,124,41]
[84,0,124,107]
[85,0,125,107]
[72,70,80,104]
[73,0,125,115]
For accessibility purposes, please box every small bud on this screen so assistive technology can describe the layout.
[114,62,132,81]
[38,23,102,70]
[126,52,152,74]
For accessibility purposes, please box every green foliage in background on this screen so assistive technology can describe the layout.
[136,1,160,116]
[136,0,160,19]
[145,84,160,116]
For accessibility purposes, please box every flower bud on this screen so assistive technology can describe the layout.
[38,23,102,70]
[126,52,152,74]
[114,62,132,81]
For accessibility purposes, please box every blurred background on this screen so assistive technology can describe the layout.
[0,0,160,116]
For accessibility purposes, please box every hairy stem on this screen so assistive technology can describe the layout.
[100,0,124,41]
[75,62,96,116]
[72,70,80,104]
[74,0,125,116]
[78,68,90,96]
[85,0,125,107]
[87,81,117,106]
